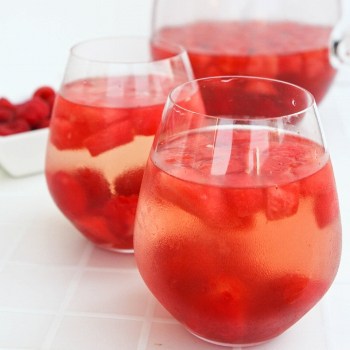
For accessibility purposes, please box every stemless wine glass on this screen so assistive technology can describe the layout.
[152,0,350,103]
[45,37,193,253]
[134,76,342,346]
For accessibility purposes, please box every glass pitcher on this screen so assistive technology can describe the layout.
[152,0,350,103]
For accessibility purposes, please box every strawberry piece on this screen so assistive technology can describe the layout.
[46,170,87,219]
[84,119,134,156]
[113,167,144,196]
[74,168,111,209]
[0,118,30,136]
[33,86,56,108]
[265,182,300,220]
[16,97,50,129]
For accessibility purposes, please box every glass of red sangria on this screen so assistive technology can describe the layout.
[134,76,342,346]
[45,37,193,253]
[152,0,350,103]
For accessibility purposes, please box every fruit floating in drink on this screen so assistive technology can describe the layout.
[154,21,337,102]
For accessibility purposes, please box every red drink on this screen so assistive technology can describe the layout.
[134,127,341,344]
[45,75,177,251]
[154,21,337,102]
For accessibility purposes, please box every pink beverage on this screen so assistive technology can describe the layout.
[154,21,337,102]
[45,75,182,251]
[134,127,341,344]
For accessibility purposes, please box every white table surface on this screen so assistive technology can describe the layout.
[1,1,350,349]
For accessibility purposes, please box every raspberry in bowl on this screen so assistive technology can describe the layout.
[0,86,56,177]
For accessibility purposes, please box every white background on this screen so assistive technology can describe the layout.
[0,0,153,100]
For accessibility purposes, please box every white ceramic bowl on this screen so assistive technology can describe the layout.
[0,128,49,177]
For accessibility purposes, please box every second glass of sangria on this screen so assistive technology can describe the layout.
[45,37,193,253]
[134,76,342,346]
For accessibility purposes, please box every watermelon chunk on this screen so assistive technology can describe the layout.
[156,171,225,226]
[84,119,134,156]
[314,188,339,229]
[132,104,164,136]
[225,187,264,218]
[265,183,300,220]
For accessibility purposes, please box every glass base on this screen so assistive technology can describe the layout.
[187,328,271,348]
[96,243,134,254]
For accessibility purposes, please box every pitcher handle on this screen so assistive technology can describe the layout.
[332,34,350,66]
[331,16,350,66]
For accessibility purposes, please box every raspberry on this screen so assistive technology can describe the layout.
[0,98,16,123]
[35,117,51,129]
[114,167,144,196]
[33,86,56,109]
[16,97,50,129]
[0,87,55,135]
[46,170,88,219]
[0,97,15,110]
[74,167,111,209]
[0,118,30,136]
[103,194,138,234]
[0,108,15,123]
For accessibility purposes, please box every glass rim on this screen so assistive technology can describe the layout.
[168,75,316,121]
[69,35,188,65]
